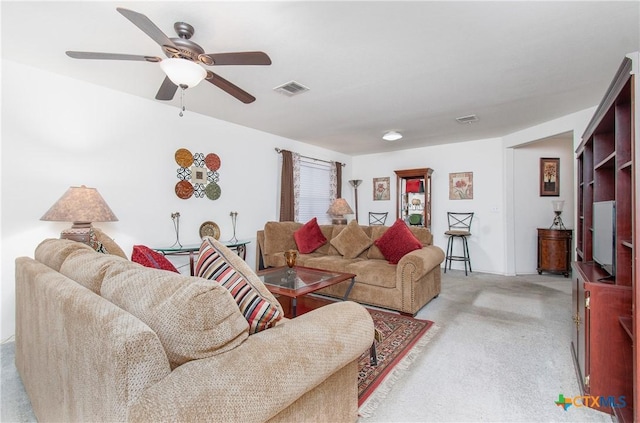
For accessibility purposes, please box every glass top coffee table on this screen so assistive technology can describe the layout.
[257,266,356,317]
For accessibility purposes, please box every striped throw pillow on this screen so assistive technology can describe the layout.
[196,237,283,334]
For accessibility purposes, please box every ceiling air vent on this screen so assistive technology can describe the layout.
[273,81,310,97]
[455,114,479,124]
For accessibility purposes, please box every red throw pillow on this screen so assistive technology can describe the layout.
[374,219,423,264]
[131,245,179,273]
[293,217,328,254]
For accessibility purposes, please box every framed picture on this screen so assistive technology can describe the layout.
[373,177,390,201]
[540,158,560,196]
[449,172,473,200]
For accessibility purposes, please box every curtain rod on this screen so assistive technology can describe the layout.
[275,148,346,167]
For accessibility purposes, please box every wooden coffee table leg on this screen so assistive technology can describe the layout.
[291,297,297,317]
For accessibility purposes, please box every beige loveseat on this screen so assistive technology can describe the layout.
[15,238,373,422]
[257,221,445,316]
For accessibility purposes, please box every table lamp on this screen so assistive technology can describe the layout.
[40,185,118,243]
[327,198,354,225]
[550,200,566,229]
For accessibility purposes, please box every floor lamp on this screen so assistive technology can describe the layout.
[348,179,362,221]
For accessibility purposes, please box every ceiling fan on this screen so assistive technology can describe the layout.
[66,7,271,104]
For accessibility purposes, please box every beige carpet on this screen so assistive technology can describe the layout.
[359,269,614,422]
[1,269,615,422]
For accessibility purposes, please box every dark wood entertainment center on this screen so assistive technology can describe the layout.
[572,54,638,421]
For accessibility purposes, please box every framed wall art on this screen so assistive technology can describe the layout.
[373,177,390,201]
[449,172,473,200]
[540,157,560,196]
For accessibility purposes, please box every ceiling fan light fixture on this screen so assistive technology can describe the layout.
[383,131,403,141]
[160,58,206,88]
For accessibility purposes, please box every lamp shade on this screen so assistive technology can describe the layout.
[327,198,354,216]
[159,58,207,88]
[41,185,118,226]
[348,179,363,188]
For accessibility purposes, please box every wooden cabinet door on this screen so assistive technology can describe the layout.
[584,282,632,414]
[571,270,587,394]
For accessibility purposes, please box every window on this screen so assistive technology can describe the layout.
[298,159,332,224]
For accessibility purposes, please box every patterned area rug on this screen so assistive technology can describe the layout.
[358,309,438,418]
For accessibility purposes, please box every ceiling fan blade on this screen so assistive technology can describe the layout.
[202,52,272,66]
[66,51,161,62]
[205,71,256,104]
[156,77,179,101]
[116,7,177,50]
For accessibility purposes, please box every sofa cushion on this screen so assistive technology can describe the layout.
[408,226,433,246]
[88,230,109,254]
[346,260,397,288]
[35,238,95,272]
[374,219,423,264]
[263,221,302,254]
[59,248,129,294]
[196,237,283,334]
[367,226,388,260]
[293,217,328,253]
[132,245,179,273]
[330,219,373,259]
[314,225,337,255]
[101,265,249,369]
[92,228,128,259]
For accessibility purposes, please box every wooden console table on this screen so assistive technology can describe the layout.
[537,228,572,277]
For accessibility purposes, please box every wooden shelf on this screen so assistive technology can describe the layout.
[594,151,616,169]
[572,56,636,420]
[620,316,633,340]
[620,161,633,171]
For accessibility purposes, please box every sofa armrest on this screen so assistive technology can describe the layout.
[397,245,445,281]
[129,301,374,423]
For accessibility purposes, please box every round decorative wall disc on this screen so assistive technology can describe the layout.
[205,153,221,171]
[175,180,194,199]
[175,148,194,168]
[205,182,221,200]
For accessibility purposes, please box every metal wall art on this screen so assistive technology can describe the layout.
[175,148,222,200]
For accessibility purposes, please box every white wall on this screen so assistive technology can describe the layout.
[1,59,602,340]
[512,134,575,274]
[0,60,353,340]
[351,138,506,274]
[502,108,595,275]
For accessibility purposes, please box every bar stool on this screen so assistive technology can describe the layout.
[444,212,474,276]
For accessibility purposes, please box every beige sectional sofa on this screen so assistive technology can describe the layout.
[257,220,445,316]
[15,237,374,422]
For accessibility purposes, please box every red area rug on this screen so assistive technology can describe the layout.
[358,309,437,417]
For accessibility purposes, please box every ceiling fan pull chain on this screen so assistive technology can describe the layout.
[179,85,186,117]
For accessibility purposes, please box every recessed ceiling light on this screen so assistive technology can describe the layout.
[383,131,403,141]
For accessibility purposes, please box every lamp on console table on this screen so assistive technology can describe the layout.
[327,198,354,225]
[40,185,119,244]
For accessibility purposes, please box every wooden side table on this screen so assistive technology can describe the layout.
[537,228,572,277]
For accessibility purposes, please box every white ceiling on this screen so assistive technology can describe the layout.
[2,1,639,155]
